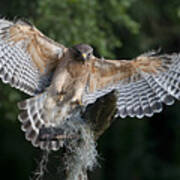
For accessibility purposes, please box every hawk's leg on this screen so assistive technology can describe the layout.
[71,99,83,106]
[58,90,66,102]
[71,84,85,106]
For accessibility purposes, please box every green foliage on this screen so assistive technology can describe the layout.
[36,0,139,58]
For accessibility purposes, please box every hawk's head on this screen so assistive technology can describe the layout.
[71,44,93,61]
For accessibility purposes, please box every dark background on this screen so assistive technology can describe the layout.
[1,0,180,179]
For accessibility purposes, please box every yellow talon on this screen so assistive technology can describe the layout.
[79,99,83,106]
[58,91,66,102]
[59,95,64,101]
[71,99,83,106]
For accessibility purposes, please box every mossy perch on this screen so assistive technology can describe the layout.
[35,92,117,180]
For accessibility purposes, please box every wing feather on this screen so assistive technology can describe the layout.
[83,52,180,118]
[0,19,66,95]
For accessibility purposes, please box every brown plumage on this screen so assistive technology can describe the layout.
[0,18,180,150]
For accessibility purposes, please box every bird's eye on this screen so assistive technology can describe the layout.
[76,49,81,55]
[87,53,91,59]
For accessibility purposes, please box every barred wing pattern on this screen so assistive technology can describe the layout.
[0,19,65,96]
[83,52,180,118]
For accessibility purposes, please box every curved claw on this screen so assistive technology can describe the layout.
[71,99,83,106]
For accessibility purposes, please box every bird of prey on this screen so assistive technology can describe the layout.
[0,19,180,151]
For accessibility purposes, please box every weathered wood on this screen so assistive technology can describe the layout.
[84,92,117,140]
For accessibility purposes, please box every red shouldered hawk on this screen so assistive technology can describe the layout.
[0,18,179,150]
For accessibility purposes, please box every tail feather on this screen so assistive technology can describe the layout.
[18,92,61,151]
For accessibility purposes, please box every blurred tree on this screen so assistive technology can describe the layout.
[1,0,180,180]
[35,0,139,58]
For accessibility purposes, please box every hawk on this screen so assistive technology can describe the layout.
[0,18,180,151]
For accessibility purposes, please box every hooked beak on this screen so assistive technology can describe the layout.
[82,53,87,60]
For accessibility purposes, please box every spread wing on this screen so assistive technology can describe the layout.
[83,52,180,118]
[0,19,66,96]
